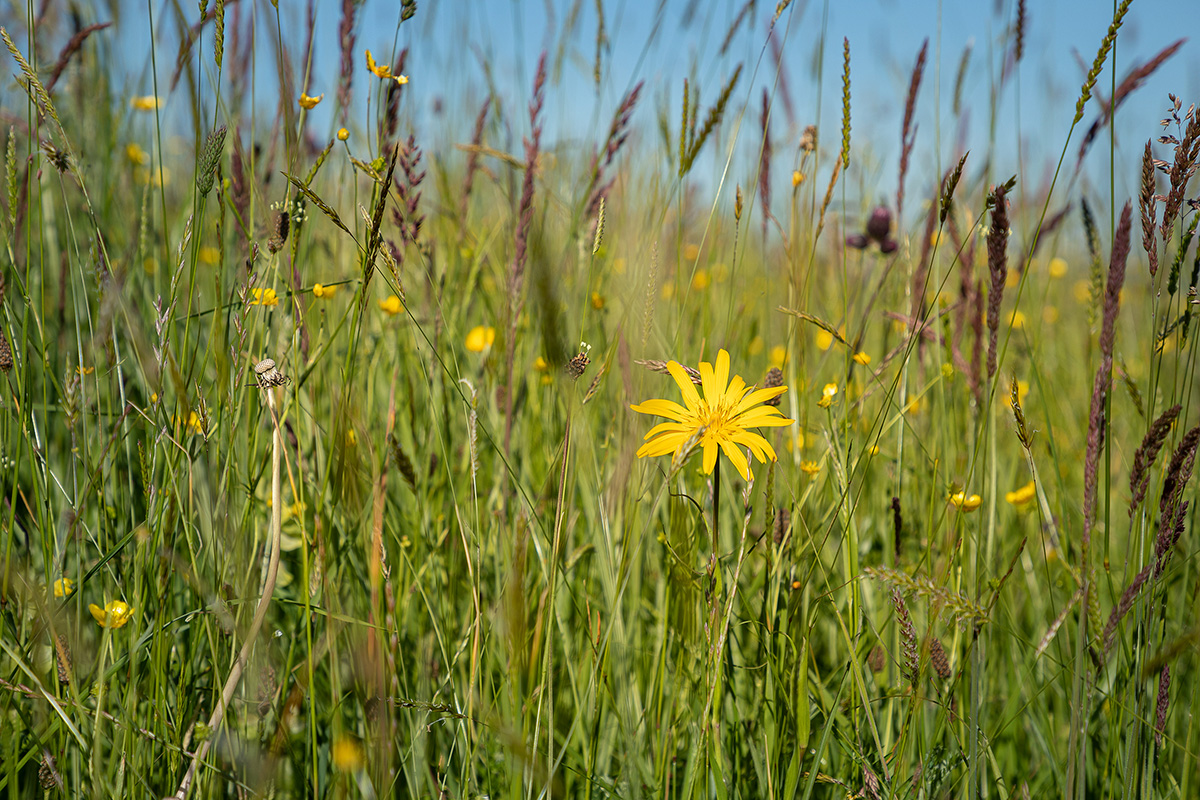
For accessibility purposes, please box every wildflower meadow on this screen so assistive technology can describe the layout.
[1,0,1199,797]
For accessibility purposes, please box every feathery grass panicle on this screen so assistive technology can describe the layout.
[336,0,356,122]
[680,64,743,176]
[1102,563,1151,657]
[1073,0,1132,124]
[392,134,425,249]
[636,358,702,385]
[586,80,642,218]
[592,197,605,255]
[196,125,227,197]
[1014,0,1026,62]
[840,38,851,170]
[1160,108,1200,245]
[985,182,1010,379]
[1078,39,1185,165]
[460,97,491,222]
[896,39,928,225]
[1129,404,1181,515]
[940,153,968,224]
[1155,665,1171,747]
[1159,424,1200,519]
[1009,374,1032,450]
[952,41,972,116]
[1080,197,1103,332]
[866,566,988,625]
[44,22,112,94]
[891,589,919,684]
[719,1,755,56]
[1167,213,1198,296]
[1082,203,1132,556]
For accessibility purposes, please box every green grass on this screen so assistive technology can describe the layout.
[2,2,1199,798]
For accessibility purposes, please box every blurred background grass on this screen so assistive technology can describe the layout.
[1,1,1199,798]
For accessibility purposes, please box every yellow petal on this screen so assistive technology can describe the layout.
[719,439,752,481]
[701,440,719,474]
[630,398,692,422]
[665,361,702,413]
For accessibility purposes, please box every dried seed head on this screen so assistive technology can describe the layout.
[268,210,290,253]
[0,326,12,373]
[763,367,784,406]
[254,358,290,388]
[800,124,817,152]
[929,636,951,679]
[55,634,72,684]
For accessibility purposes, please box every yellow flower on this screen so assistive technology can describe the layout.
[748,336,764,356]
[337,127,349,141]
[1005,480,1036,509]
[949,491,982,512]
[691,269,711,290]
[852,351,871,366]
[130,95,160,111]
[534,356,549,372]
[77,365,94,376]
[249,287,279,307]
[769,345,788,368]
[53,578,75,598]
[815,329,834,351]
[149,392,159,404]
[684,243,701,261]
[332,737,364,772]
[125,143,149,165]
[903,396,921,414]
[89,600,133,629]
[365,49,396,79]
[591,291,606,309]
[1049,257,1068,278]
[313,283,337,299]
[1073,280,1092,303]
[800,460,820,476]
[378,294,403,315]
[184,411,204,435]
[817,382,838,409]
[630,349,794,482]
[465,326,496,353]
[393,74,409,85]
[791,170,804,187]
[1009,310,1027,329]
[199,246,221,265]
[298,92,324,109]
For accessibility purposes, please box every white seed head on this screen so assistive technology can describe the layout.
[254,358,276,375]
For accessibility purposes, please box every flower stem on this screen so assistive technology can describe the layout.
[712,457,721,558]
[173,387,284,799]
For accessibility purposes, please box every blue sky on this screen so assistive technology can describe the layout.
[42,0,1200,222]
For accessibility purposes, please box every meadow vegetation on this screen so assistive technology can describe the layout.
[1,0,1199,797]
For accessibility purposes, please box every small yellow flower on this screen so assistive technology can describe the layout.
[660,282,675,300]
[465,326,496,353]
[378,294,403,315]
[1005,270,1020,288]
[903,396,921,414]
[748,336,764,356]
[817,382,838,408]
[591,291,606,309]
[313,283,337,299]
[365,49,394,79]
[791,170,804,187]
[949,490,982,512]
[199,246,221,265]
[125,143,149,165]
[130,95,160,111]
[298,92,324,109]
[867,444,880,455]
[769,345,788,368]
[1005,480,1036,509]
[337,127,349,141]
[185,411,204,435]
[54,578,75,598]
[684,243,701,261]
[1073,280,1092,303]
[800,460,820,476]
[346,428,358,448]
[815,329,834,351]
[1049,257,1068,278]
[332,737,364,772]
[534,356,549,372]
[691,269,711,290]
[249,287,279,307]
[77,365,94,376]
[941,362,954,379]
[1008,310,1027,329]
[930,229,942,248]
[852,351,871,366]
[393,74,409,85]
[89,600,133,629]
[149,392,159,404]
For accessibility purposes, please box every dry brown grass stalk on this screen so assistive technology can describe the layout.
[896,39,928,225]
[985,183,1010,379]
